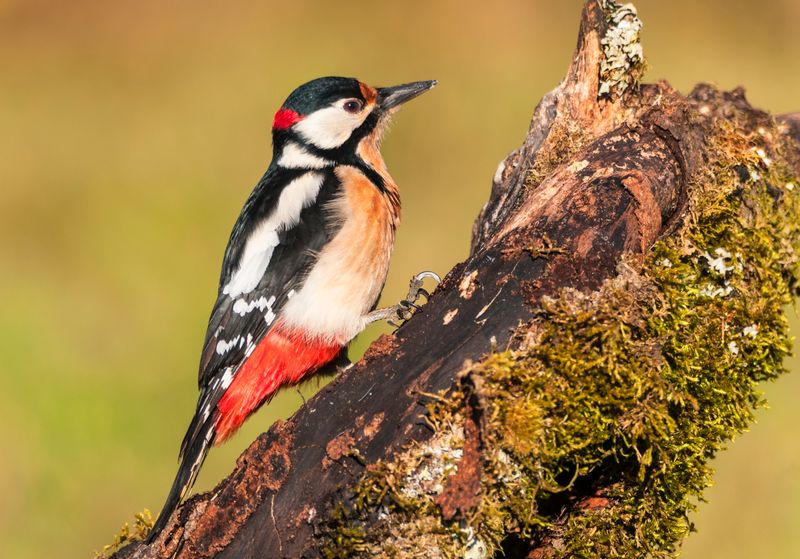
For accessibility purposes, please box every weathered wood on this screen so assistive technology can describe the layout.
[111,1,800,558]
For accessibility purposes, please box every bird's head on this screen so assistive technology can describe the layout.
[271,76,435,166]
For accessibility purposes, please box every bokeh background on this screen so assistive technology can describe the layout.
[1,0,799,557]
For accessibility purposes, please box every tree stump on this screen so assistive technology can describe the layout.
[109,1,800,557]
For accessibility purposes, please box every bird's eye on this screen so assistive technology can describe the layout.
[343,99,363,113]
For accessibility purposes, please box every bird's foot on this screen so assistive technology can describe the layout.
[366,271,441,327]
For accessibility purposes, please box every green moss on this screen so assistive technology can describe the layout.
[95,509,154,558]
[321,110,800,557]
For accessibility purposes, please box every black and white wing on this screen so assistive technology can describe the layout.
[180,165,341,453]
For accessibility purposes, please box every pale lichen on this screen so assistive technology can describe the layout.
[598,2,645,98]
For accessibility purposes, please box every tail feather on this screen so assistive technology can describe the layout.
[147,419,214,543]
[146,331,343,543]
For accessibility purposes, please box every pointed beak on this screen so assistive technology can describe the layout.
[377,80,437,111]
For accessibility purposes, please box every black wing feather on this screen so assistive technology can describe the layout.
[197,168,341,388]
[179,167,342,458]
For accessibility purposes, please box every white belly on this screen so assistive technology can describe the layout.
[280,165,399,344]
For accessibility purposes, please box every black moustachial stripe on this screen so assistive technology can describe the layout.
[281,105,388,192]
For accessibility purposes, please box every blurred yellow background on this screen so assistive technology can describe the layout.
[1,1,798,557]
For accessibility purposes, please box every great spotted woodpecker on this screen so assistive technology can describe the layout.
[148,76,437,539]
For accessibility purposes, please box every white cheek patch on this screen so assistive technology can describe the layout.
[278,141,332,169]
[293,103,369,149]
[223,172,324,297]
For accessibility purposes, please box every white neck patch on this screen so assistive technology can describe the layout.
[277,141,331,169]
[223,172,325,297]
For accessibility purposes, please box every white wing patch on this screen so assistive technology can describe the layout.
[232,295,276,316]
[216,336,244,355]
[216,328,257,358]
[200,366,237,422]
[278,141,332,169]
[220,367,235,389]
[230,294,279,326]
[223,172,325,297]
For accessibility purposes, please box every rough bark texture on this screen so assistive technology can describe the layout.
[110,1,800,558]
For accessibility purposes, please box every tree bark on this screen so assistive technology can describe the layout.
[110,1,800,558]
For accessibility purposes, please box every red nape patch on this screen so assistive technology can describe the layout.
[214,325,341,443]
[273,108,303,130]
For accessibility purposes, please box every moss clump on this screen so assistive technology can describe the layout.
[321,113,800,558]
[523,120,587,190]
[96,509,154,558]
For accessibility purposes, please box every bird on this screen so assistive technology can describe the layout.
[147,76,438,541]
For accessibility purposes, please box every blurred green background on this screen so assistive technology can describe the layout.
[1,0,798,557]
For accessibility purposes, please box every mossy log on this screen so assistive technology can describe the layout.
[110,1,800,558]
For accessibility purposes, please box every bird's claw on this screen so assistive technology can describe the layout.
[405,271,441,302]
[390,301,415,324]
[392,271,441,325]
[366,271,441,328]
[401,300,421,312]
